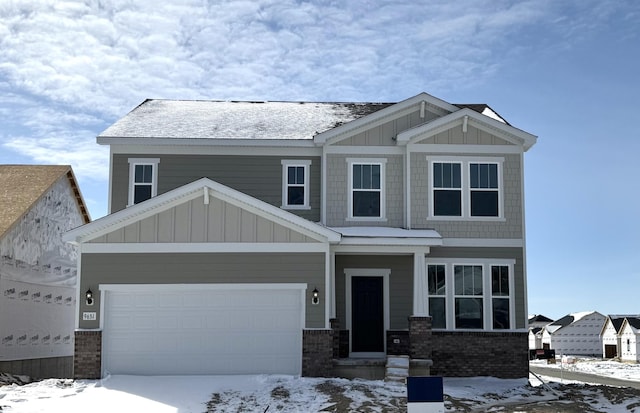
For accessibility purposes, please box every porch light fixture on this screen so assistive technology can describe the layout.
[312,287,319,305]
[85,289,94,306]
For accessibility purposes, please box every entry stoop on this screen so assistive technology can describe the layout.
[385,355,410,382]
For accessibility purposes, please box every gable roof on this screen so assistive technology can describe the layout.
[64,177,341,245]
[0,165,90,239]
[529,314,554,324]
[98,99,391,143]
[545,311,603,334]
[621,317,640,334]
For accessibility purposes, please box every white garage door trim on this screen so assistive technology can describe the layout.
[100,283,306,376]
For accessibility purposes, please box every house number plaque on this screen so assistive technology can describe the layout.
[82,312,97,321]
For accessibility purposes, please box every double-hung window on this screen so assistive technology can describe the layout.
[348,159,386,219]
[427,264,447,329]
[454,265,483,329]
[281,160,311,209]
[491,265,510,329]
[128,158,159,206]
[429,157,503,219]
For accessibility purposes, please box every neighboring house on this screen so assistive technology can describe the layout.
[0,165,90,378]
[600,315,630,359]
[542,311,606,356]
[619,317,640,363]
[64,92,537,379]
[528,314,553,350]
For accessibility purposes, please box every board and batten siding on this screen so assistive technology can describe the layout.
[427,246,526,329]
[78,252,325,330]
[334,255,413,331]
[91,197,318,244]
[334,106,439,146]
[410,152,523,239]
[110,154,321,222]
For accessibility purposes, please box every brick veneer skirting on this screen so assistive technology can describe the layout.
[302,329,333,377]
[74,330,102,379]
[409,316,432,360]
[430,331,529,378]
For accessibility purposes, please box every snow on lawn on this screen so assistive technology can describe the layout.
[531,357,640,381]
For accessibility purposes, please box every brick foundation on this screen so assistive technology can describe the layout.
[74,330,102,379]
[386,330,410,355]
[431,331,529,378]
[302,329,333,377]
[409,316,432,359]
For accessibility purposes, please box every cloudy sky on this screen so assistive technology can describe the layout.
[1,0,639,319]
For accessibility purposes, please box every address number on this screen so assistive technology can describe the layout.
[82,312,97,321]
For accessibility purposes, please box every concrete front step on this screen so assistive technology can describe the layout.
[385,355,410,382]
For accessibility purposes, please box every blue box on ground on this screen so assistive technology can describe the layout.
[407,376,444,402]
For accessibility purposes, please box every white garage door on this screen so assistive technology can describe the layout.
[102,284,304,375]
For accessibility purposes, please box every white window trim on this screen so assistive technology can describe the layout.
[344,268,390,358]
[425,258,515,331]
[426,156,505,221]
[281,160,311,210]
[127,158,160,207]
[346,158,387,221]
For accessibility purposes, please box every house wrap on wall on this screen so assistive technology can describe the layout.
[64,92,537,379]
[541,311,606,356]
[0,165,90,378]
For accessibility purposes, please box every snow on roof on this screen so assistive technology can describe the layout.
[99,99,390,140]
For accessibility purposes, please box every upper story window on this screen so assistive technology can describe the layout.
[347,158,386,220]
[428,157,503,220]
[128,158,159,206]
[281,160,311,209]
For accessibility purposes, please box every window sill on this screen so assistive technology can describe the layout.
[346,217,388,222]
[281,205,311,210]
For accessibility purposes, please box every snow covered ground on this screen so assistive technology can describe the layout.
[1,359,640,412]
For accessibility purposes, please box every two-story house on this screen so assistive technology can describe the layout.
[65,92,536,379]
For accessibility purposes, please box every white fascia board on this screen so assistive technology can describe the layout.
[333,244,431,255]
[314,93,457,145]
[441,238,524,248]
[338,237,443,246]
[407,143,522,154]
[65,178,341,244]
[81,242,327,254]
[324,145,405,155]
[397,108,537,150]
[97,137,316,148]
[108,144,322,157]
[99,283,308,292]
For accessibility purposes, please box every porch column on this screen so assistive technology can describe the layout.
[412,250,428,316]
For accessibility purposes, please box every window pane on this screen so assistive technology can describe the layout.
[371,165,380,189]
[287,166,296,184]
[296,166,304,184]
[492,266,509,296]
[434,190,462,216]
[135,164,153,183]
[287,166,305,185]
[471,164,498,189]
[452,163,461,188]
[429,297,446,329]
[133,185,152,204]
[492,298,510,329]
[455,265,482,296]
[488,164,497,188]
[287,186,304,205]
[434,163,460,189]
[434,163,443,188]
[353,191,380,217]
[353,165,362,189]
[428,265,446,295]
[455,298,483,329]
[471,191,498,216]
[362,164,372,189]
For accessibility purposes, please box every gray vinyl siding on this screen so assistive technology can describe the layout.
[78,252,325,329]
[410,152,523,238]
[111,154,321,222]
[415,124,515,145]
[325,154,404,227]
[92,197,318,243]
[427,246,526,329]
[335,107,439,146]
[334,255,413,330]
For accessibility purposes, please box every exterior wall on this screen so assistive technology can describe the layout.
[410,152,523,238]
[302,329,333,377]
[0,356,73,379]
[78,252,326,329]
[417,124,514,146]
[427,246,526,329]
[74,330,101,379]
[529,330,543,350]
[601,321,619,358]
[0,175,85,372]
[620,326,639,362]
[111,154,321,221]
[431,331,529,378]
[334,254,413,331]
[325,154,404,227]
[92,197,318,244]
[550,314,606,356]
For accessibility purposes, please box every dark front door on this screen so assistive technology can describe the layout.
[351,276,384,353]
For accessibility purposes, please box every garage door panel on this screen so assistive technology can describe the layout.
[103,286,304,375]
